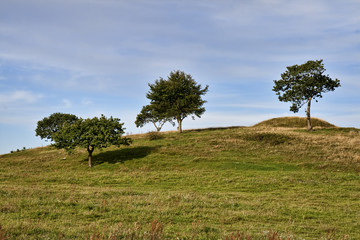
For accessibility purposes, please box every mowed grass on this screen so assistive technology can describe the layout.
[0,122,359,239]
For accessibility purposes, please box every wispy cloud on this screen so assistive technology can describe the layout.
[62,99,72,108]
[0,90,42,104]
[1,0,358,89]
[81,98,92,106]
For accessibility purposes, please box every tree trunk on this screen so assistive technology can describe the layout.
[87,145,94,167]
[306,98,312,131]
[177,118,182,133]
[153,122,161,132]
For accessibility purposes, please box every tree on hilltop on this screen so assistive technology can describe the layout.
[52,115,131,167]
[142,70,208,133]
[273,59,341,131]
[135,104,174,132]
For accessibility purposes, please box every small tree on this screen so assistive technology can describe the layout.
[146,70,209,133]
[135,104,173,132]
[35,113,78,141]
[52,115,131,167]
[273,59,341,130]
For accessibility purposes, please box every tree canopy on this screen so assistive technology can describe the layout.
[135,104,173,132]
[35,112,78,141]
[52,115,131,167]
[145,70,208,133]
[273,59,341,130]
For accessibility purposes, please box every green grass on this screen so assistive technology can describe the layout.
[0,126,359,239]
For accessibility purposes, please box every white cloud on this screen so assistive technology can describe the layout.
[0,0,358,93]
[81,99,92,106]
[62,99,72,108]
[0,90,42,104]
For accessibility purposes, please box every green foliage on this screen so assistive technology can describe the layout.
[146,70,208,132]
[135,105,173,132]
[273,60,340,130]
[53,115,130,152]
[273,59,340,113]
[52,115,131,167]
[35,112,78,141]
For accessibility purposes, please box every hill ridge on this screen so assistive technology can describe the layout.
[253,116,336,128]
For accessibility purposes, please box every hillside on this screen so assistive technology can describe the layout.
[253,116,336,128]
[0,124,359,239]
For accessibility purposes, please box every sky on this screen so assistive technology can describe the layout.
[0,0,359,154]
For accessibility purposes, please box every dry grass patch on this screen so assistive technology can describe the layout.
[254,116,336,128]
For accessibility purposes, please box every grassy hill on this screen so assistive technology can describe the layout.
[253,116,336,128]
[0,122,359,239]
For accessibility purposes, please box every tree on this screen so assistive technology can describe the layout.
[273,59,341,130]
[146,70,209,133]
[35,112,78,141]
[135,104,173,132]
[52,115,131,167]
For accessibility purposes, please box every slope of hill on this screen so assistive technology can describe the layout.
[0,124,359,239]
[253,116,336,128]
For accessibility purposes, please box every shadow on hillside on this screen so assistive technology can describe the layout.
[186,126,245,132]
[89,146,156,166]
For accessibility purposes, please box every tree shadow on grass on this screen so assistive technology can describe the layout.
[185,126,245,133]
[90,146,156,166]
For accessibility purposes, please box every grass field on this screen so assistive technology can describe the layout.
[0,118,359,239]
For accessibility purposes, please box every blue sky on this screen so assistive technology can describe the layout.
[0,0,359,154]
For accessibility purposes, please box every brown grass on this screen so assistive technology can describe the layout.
[253,117,336,128]
[0,225,7,240]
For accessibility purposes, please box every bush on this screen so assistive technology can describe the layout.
[147,131,163,141]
